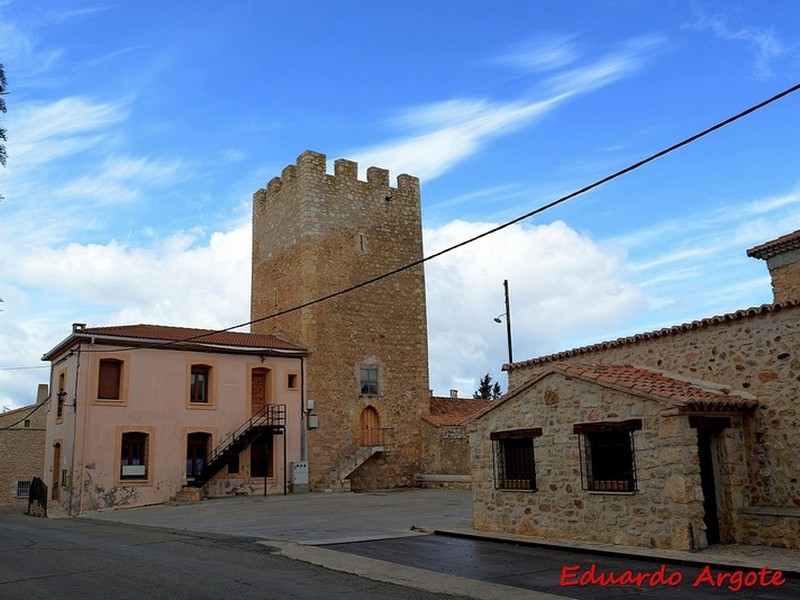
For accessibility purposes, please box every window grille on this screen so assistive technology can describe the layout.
[16,480,30,498]
[491,428,542,490]
[574,420,640,492]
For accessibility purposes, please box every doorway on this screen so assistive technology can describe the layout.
[696,428,721,544]
[360,406,380,446]
[251,368,272,417]
[186,432,211,478]
[52,443,61,501]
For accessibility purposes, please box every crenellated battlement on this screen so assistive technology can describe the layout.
[253,150,419,203]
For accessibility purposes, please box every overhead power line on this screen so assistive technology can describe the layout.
[10,82,800,359]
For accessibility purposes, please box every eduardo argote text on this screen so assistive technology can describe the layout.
[560,564,786,592]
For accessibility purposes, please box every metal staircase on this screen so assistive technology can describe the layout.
[185,404,286,487]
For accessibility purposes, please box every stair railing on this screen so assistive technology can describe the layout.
[205,404,287,469]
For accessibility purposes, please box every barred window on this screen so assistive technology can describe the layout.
[574,420,641,493]
[491,428,542,490]
[17,480,30,498]
[120,431,149,480]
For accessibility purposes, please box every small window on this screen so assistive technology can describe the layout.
[287,373,298,390]
[57,372,66,419]
[17,480,30,498]
[575,420,641,493]
[360,367,379,396]
[98,359,123,400]
[120,431,149,480]
[61,469,68,487]
[190,365,210,403]
[24,419,31,428]
[491,428,541,490]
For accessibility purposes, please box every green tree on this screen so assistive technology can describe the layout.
[473,373,501,400]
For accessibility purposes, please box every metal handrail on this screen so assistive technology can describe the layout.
[205,404,286,467]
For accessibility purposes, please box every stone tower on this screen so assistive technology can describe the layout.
[251,150,430,490]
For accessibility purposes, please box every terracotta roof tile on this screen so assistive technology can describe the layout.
[556,363,758,412]
[507,301,800,371]
[424,397,492,427]
[746,229,800,260]
[43,324,306,360]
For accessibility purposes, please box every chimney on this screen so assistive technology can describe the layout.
[449,389,458,398]
[37,384,49,404]
[72,322,87,333]
[747,229,800,303]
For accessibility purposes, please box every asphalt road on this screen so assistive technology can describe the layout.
[0,508,467,600]
[326,534,800,600]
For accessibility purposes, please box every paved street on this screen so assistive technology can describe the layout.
[0,506,465,600]
[328,533,800,599]
[6,489,800,599]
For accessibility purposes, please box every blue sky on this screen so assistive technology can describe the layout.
[2,1,800,409]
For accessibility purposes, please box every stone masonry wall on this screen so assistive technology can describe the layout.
[251,151,430,490]
[0,402,47,506]
[769,262,800,304]
[471,374,719,550]
[506,304,800,548]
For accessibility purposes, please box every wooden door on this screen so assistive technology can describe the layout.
[52,443,61,501]
[251,368,271,417]
[360,406,380,446]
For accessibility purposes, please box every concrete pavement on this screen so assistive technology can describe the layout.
[84,489,800,598]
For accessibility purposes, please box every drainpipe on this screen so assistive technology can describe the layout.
[68,341,82,517]
[300,356,306,462]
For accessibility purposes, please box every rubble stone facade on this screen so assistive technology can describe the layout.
[251,151,430,490]
[482,230,800,550]
[0,385,47,506]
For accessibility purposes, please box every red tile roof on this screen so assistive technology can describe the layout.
[424,397,492,426]
[506,300,800,371]
[746,229,800,260]
[556,363,758,412]
[43,323,306,360]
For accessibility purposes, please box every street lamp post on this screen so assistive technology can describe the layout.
[502,279,513,365]
[493,280,514,364]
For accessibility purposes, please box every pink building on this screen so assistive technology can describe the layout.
[42,323,308,514]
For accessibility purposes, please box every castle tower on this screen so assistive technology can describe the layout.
[251,150,430,490]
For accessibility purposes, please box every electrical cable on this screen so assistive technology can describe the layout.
[6,82,800,360]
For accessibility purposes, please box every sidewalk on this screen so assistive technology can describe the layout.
[83,489,800,598]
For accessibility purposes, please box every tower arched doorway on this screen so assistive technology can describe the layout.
[359,406,380,447]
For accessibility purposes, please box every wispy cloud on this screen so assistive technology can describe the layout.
[491,34,581,72]
[349,36,665,182]
[688,12,785,79]
[7,96,129,171]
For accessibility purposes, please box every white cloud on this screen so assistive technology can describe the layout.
[423,220,644,395]
[349,36,664,183]
[688,13,785,79]
[493,34,581,72]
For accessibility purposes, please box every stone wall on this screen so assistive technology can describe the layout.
[420,422,471,475]
[506,303,800,548]
[251,151,430,490]
[471,373,732,550]
[0,394,47,506]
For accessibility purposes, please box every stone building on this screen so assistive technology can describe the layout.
[0,385,48,506]
[470,229,800,550]
[41,324,308,514]
[251,151,431,491]
[417,393,491,489]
